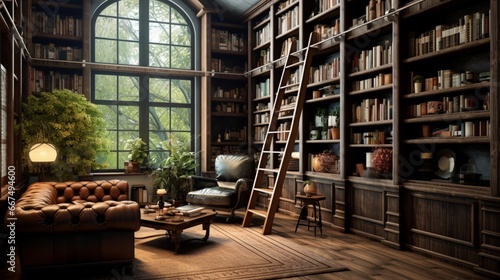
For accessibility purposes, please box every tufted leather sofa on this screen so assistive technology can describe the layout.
[8,180,140,271]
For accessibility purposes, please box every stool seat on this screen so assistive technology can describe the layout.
[294,194,326,237]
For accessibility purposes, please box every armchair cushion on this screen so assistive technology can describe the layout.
[215,154,254,181]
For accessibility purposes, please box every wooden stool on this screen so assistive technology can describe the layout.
[294,194,326,237]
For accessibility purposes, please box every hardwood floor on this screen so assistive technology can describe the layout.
[1,210,492,279]
[239,211,492,280]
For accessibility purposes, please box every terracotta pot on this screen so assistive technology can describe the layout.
[330,127,340,139]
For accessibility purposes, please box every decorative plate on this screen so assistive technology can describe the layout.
[434,148,456,179]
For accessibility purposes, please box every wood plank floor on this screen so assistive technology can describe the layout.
[1,210,493,279]
[238,211,493,280]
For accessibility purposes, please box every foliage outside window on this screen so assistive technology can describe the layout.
[92,0,195,170]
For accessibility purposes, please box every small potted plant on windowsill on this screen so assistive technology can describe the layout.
[124,137,148,173]
[413,75,424,93]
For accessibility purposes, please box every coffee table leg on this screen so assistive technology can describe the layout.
[170,230,182,254]
[202,222,211,241]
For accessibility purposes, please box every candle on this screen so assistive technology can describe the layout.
[366,152,373,168]
[156,189,167,195]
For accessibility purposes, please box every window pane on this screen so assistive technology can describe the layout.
[149,107,170,130]
[119,19,139,40]
[149,44,170,67]
[149,22,170,43]
[171,25,190,46]
[150,78,170,102]
[100,3,117,16]
[118,131,139,150]
[95,74,117,100]
[95,17,117,38]
[119,0,139,19]
[170,46,191,69]
[118,41,139,65]
[95,39,117,63]
[171,107,190,130]
[118,76,140,101]
[170,132,191,148]
[118,106,139,130]
[97,104,117,129]
[171,79,191,104]
[171,8,187,24]
[150,0,170,23]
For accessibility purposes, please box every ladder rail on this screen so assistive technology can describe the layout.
[243,32,319,234]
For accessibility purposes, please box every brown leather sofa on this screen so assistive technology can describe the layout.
[8,180,140,271]
[186,154,254,221]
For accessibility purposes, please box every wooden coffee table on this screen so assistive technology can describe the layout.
[140,210,217,253]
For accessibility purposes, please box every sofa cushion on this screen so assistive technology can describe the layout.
[12,180,140,234]
[186,186,235,206]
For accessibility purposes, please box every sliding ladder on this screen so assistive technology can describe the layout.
[242,33,319,235]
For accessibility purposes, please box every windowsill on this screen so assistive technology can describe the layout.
[90,172,148,176]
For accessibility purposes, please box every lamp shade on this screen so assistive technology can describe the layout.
[29,143,57,162]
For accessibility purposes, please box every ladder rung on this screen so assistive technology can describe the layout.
[280,83,299,90]
[278,105,295,112]
[286,61,303,68]
[253,187,273,195]
[258,167,279,173]
[247,208,268,218]
[260,150,283,154]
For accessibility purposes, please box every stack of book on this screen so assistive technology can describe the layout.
[175,205,205,217]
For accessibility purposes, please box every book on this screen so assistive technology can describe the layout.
[175,204,205,216]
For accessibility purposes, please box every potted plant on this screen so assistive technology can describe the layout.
[413,75,424,93]
[149,136,198,203]
[303,180,317,197]
[20,89,109,181]
[124,138,148,173]
[329,107,340,139]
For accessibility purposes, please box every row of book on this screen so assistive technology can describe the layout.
[352,98,393,123]
[255,78,270,99]
[309,56,341,84]
[32,43,82,61]
[30,69,83,94]
[412,70,480,93]
[351,42,393,72]
[276,0,299,13]
[213,102,246,114]
[312,20,341,40]
[277,6,300,35]
[213,86,247,99]
[408,94,489,118]
[210,58,246,73]
[408,10,489,57]
[255,22,271,46]
[351,72,393,92]
[352,0,390,27]
[211,28,247,53]
[309,0,341,17]
[32,11,82,37]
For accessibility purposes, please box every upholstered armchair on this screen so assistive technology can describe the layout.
[186,154,254,221]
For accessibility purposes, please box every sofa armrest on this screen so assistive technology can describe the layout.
[188,175,218,191]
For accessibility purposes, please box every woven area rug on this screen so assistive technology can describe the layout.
[131,222,348,279]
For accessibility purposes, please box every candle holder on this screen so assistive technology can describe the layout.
[156,189,167,211]
[158,195,165,210]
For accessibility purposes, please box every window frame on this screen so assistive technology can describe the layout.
[90,0,200,171]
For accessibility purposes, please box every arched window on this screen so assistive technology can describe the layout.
[91,0,198,170]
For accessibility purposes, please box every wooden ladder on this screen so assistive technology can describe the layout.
[242,33,319,235]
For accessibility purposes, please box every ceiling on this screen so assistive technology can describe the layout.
[211,0,261,19]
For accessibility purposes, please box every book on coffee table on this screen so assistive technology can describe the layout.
[175,204,205,216]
